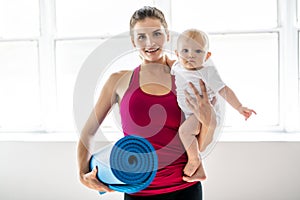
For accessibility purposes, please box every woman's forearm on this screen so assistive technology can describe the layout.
[77,138,93,179]
[198,111,217,152]
[77,112,99,179]
[184,80,218,152]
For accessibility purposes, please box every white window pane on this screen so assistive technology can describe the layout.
[0,41,41,130]
[56,0,154,37]
[0,0,40,38]
[298,0,300,23]
[172,0,277,32]
[56,39,103,131]
[209,33,279,129]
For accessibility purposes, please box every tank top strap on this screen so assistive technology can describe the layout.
[127,65,141,92]
[171,75,176,94]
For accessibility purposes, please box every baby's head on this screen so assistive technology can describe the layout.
[176,29,211,70]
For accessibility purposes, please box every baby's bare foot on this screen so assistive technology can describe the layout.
[183,158,201,177]
[193,163,206,180]
[183,164,207,182]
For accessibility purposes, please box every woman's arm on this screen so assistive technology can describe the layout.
[182,80,217,182]
[184,79,217,152]
[77,71,128,192]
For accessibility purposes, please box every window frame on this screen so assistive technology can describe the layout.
[0,0,299,140]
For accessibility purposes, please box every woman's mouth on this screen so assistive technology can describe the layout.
[145,47,160,53]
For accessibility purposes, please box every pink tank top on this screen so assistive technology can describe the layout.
[120,66,197,196]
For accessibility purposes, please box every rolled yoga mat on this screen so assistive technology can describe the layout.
[89,135,158,194]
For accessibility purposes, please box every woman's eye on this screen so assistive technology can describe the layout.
[153,32,162,37]
[138,35,146,40]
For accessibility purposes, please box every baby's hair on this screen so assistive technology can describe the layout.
[129,6,168,36]
[178,29,209,51]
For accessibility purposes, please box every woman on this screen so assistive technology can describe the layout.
[77,6,217,200]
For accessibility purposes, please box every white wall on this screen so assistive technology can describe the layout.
[0,141,299,200]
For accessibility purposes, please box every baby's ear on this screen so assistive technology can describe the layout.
[205,52,212,60]
[165,29,170,42]
[175,50,179,57]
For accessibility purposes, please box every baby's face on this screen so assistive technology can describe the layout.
[177,36,208,70]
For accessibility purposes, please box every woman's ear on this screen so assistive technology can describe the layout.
[131,37,136,48]
[205,52,212,61]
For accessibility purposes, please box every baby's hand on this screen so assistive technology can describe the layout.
[237,106,256,120]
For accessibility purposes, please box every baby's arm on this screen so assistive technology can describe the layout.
[219,86,256,120]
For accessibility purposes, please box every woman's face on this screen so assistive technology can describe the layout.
[131,18,169,63]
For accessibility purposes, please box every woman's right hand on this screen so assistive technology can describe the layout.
[80,167,114,193]
[184,79,216,127]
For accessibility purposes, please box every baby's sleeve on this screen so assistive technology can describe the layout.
[170,61,179,75]
[203,65,226,93]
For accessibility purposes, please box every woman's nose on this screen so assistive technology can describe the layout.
[145,36,155,46]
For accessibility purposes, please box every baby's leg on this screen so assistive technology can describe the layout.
[179,115,205,179]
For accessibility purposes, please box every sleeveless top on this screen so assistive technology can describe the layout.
[120,66,197,196]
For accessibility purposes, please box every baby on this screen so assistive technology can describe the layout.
[171,29,256,180]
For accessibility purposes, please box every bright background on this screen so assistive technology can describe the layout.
[0,0,300,200]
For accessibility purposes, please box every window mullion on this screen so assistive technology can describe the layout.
[278,0,299,131]
[39,0,58,132]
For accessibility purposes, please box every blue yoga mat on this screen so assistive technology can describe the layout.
[89,135,158,194]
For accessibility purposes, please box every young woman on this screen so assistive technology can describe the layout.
[77,6,217,200]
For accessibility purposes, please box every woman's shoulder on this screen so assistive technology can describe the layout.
[108,70,134,98]
[109,70,133,80]
[165,55,177,68]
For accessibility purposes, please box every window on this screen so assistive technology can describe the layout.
[0,0,40,131]
[55,39,103,131]
[0,0,299,138]
[0,41,41,131]
[171,0,277,32]
[55,0,155,37]
[298,0,300,131]
[0,0,40,38]
[209,33,279,130]
[171,0,284,131]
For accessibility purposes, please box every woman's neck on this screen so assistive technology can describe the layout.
[143,55,166,65]
[141,56,170,72]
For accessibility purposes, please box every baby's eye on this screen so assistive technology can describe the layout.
[181,49,189,53]
[195,49,204,54]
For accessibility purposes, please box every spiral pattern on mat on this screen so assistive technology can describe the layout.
[110,135,158,186]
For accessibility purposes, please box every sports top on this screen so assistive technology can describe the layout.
[120,66,197,196]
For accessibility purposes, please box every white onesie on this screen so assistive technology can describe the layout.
[171,59,226,120]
